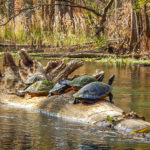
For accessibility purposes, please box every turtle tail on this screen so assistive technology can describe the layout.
[108,74,115,85]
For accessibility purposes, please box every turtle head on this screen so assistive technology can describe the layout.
[108,74,115,85]
[58,85,73,95]
[97,73,104,82]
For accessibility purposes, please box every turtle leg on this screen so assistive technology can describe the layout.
[47,93,53,97]
[109,92,113,103]
[73,98,80,104]
[24,84,31,90]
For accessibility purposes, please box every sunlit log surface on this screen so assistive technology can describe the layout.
[0,91,150,140]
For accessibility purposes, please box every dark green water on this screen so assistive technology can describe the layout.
[0,61,150,149]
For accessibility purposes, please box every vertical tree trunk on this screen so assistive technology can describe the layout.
[129,0,140,51]
[54,0,74,30]
[130,0,149,52]
[49,0,55,30]
[144,4,150,38]
[114,0,122,23]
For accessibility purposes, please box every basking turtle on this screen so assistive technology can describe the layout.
[58,73,105,95]
[68,73,104,90]
[73,74,115,104]
[24,75,44,85]
[16,80,54,97]
[47,79,72,96]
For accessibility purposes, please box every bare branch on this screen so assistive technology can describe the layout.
[0,1,103,26]
[95,0,114,35]
[0,5,40,26]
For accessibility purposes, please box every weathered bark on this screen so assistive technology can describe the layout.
[43,60,61,74]
[1,52,23,90]
[18,49,46,82]
[0,50,83,90]
[52,60,83,83]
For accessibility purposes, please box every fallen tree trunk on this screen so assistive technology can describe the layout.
[30,52,143,59]
[0,91,150,140]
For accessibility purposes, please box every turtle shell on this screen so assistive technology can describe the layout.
[24,75,44,85]
[49,79,70,95]
[24,80,54,96]
[68,75,97,88]
[73,81,112,100]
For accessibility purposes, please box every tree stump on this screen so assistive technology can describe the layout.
[0,50,83,91]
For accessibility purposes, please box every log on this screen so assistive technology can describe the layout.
[18,49,46,82]
[43,60,60,74]
[49,59,66,80]
[0,50,84,90]
[52,60,84,83]
[0,91,150,140]
[0,52,23,90]
[30,52,142,59]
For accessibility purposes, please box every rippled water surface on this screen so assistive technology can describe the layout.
[0,61,150,149]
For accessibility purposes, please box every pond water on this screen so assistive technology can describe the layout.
[0,61,150,149]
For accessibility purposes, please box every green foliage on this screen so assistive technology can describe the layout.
[107,115,118,122]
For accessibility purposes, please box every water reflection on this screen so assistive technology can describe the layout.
[0,104,150,150]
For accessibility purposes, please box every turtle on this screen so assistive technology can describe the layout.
[58,73,105,95]
[24,75,44,85]
[47,79,72,96]
[23,75,45,90]
[73,74,115,104]
[16,80,54,97]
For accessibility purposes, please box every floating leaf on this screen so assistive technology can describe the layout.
[130,126,150,134]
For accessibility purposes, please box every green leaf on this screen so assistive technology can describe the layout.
[107,115,111,121]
